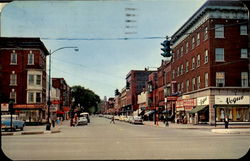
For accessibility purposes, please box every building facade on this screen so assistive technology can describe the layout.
[0,37,49,124]
[170,0,250,125]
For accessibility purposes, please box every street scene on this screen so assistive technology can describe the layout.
[2,115,250,160]
[1,0,250,160]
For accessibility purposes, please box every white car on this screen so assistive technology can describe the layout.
[131,116,143,124]
[77,116,88,126]
[127,116,133,123]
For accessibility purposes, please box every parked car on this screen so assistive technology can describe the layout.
[80,112,90,123]
[77,116,88,126]
[119,115,126,122]
[131,116,143,124]
[1,115,25,131]
[114,115,120,120]
[127,116,133,123]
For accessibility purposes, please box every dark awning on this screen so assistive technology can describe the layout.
[188,105,208,114]
[144,110,155,116]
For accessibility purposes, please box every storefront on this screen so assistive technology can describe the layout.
[214,95,250,124]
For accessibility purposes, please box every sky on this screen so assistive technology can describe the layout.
[1,0,206,99]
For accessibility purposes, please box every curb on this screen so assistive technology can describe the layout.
[211,129,250,134]
[1,129,61,136]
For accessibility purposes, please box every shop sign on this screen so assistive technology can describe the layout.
[183,99,196,107]
[176,100,183,108]
[1,103,9,111]
[185,106,193,111]
[215,95,250,105]
[197,96,209,106]
[166,96,178,101]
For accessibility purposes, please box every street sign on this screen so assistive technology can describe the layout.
[1,103,9,111]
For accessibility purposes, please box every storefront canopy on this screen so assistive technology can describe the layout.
[189,105,208,114]
[144,110,155,116]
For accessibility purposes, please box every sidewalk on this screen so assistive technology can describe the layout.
[1,124,61,136]
[143,121,250,134]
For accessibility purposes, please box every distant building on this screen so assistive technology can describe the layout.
[0,37,49,124]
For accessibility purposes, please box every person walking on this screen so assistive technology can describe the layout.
[110,115,115,124]
[224,116,229,129]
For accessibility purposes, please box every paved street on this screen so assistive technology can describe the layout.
[2,116,250,160]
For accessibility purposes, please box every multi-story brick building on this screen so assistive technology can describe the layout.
[52,78,71,119]
[0,37,49,124]
[125,70,155,115]
[169,0,250,125]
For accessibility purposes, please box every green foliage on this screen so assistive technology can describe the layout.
[71,85,101,114]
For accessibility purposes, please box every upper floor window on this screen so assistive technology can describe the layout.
[204,50,208,64]
[177,66,180,77]
[216,72,225,87]
[172,70,175,79]
[241,49,248,58]
[28,92,34,103]
[10,91,16,103]
[180,64,184,75]
[192,37,195,49]
[215,48,224,62]
[197,54,200,67]
[241,72,248,87]
[215,24,224,38]
[197,76,201,89]
[180,46,183,57]
[10,73,17,85]
[186,42,189,53]
[204,27,208,40]
[192,57,196,69]
[36,92,42,103]
[186,80,189,92]
[192,77,196,90]
[36,75,41,85]
[10,51,17,65]
[28,74,35,85]
[240,25,247,35]
[205,73,209,87]
[186,61,189,73]
[197,33,200,46]
[177,50,179,59]
[181,82,184,92]
[28,51,34,65]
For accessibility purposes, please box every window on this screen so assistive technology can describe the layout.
[177,50,179,59]
[215,24,224,38]
[216,72,225,87]
[172,70,175,79]
[241,49,248,58]
[204,27,208,40]
[186,61,189,73]
[36,75,41,85]
[204,50,208,64]
[205,73,209,87]
[197,54,200,67]
[192,78,196,90]
[177,66,180,77]
[180,46,183,57]
[177,83,180,92]
[10,51,17,64]
[186,80,189,92]
[192,57,195,69]
[36,92,41,103]
[180,64,183,75]
[10,74,17,85]
[215,48,224,62]
[192,37,195,49]
[240,25,247,35]
[28,51,34,65]
[241,72,248,87]
[186,42,189,53]
[28,92,34,103]
[181,82,184,92]
[197,76,201,89]
[197,33,200,46]
[10,91,16,103]
[28,74,34,85]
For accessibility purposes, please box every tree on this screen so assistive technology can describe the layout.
[71,85,101,114]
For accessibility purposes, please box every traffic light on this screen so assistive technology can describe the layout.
[161,36,172,57]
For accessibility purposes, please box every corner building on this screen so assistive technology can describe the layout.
[170,1,250,125]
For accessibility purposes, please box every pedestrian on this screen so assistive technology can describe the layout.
[110,115,115,124]
[165,115,169,126]
[74,113,78,126]
[224,116,229,129]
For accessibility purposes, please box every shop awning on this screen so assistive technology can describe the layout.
[162,110,168,113]
[189,105,208,114]
[144,110,155,116]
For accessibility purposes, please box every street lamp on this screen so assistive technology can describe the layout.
[46,46,79,131]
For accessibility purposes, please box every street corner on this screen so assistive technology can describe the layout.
[211,128,250,134]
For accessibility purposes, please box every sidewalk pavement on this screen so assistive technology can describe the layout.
[1,124,61,136]
[143,121,250,134]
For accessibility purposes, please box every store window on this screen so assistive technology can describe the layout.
[216,72,225,87]
[215,24,224,38]
[216,107,250,122]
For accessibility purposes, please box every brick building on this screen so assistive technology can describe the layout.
[169,0,250,125]
[0,37,49,124]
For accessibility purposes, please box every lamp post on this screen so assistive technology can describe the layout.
[46,46,79,131]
